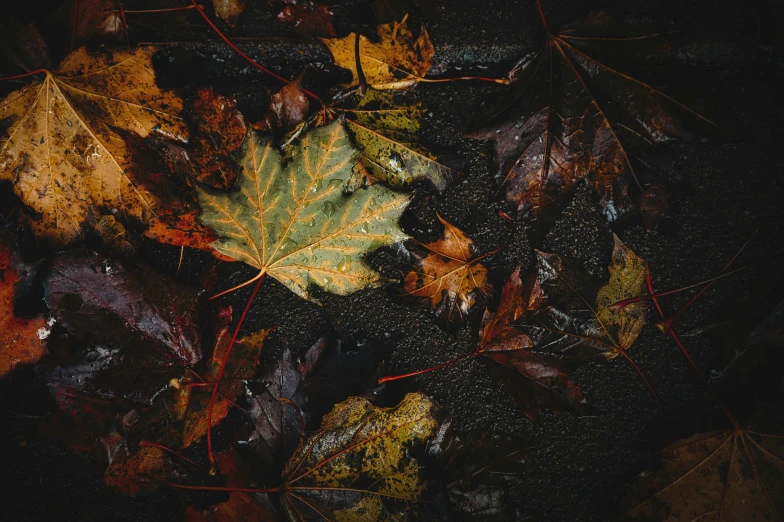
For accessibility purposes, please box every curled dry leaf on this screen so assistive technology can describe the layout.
[68,0,125,47]
[213,0,246,26]
[472,7,710,218]
[279,392,441,521]
[276,0,335,39]
[622,425,784,521]
[197,120,409,302]
[321,15,435,90]
[402,215,493,331]
[43,249,202,402]
[328,90,453,190]
[0,47,187,246]
[253,79,310,137]
[0,229,47,378]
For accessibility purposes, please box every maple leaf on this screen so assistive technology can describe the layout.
[279,392,441,521]
[0,47,187,246]
[321,15,435,90]
[196,120,409,302]
[326,90,453,191]
[622,424,784,521]
[472,3,713,218]
[0,229,47,378]
[101,432,177,497]
[401,215,493,331]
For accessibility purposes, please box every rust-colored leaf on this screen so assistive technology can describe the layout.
[402,215,493,331]
[102,433,176,497]
[252,79,310,137]
[276,0,335,39]
[0,229,47,378]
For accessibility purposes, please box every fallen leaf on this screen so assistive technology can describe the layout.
[321,15,435,90]
[596,235,649,351]
[439,430,533,521]
[622,425,784,521]
[402,215,493,331]
[144,211,234,262]
[246,345,307,477]
[68,0,125,48]
[253,79,310,137]
[43,249,202,402]
[472,8,709,218]
[328,90,453,190]
[276,0,335,39]
[0,46,187,246]
[213,0,245,26]
[478,266,592,420]
[0,229,47,378]
[103,435,177,496]
[197,120,409,302]
[279,392,441,520]
[185,449,275,521]
[0,18,51,74]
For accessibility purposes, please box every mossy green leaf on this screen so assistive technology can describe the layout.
[196,120,409,301]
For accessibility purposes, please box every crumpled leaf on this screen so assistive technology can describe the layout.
[276,0,335,39]
[321,15,435,90]
[68,0,125,47]
[471,9,710,218]
[0,46,187,246]
[253,79,310,137]
[477,266,592,420]
[401,215,493,331]
[1,229,47,378]
[213,0,245,26]
[43,249,202,402]
[328,90,453,190]
[279,392,441,521]
[185,449,275,522]
[197,120,409,302]
[622,424,784,521]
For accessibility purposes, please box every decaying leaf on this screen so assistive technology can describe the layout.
[477,266,592,420]
[197,120,409,302]
[327,90,453,190]
[0,229,47,378]
[321,15,435,90]
[276,0,335,39]
[102,434,177,497]
[253,79,310,137]
[68,0,125,48]
[43,249,202,402]
[402,215,493,331]
[0,18,51,74]
[472,7,710,218]
[185,449,275,522]
[0,47,187,246]
[596,235,649,351]
[622,424,784,521]
[213,0,246,26]
[279,392,441,521]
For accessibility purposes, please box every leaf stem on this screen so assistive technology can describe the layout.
[0,69,47,81]
[536,0,552,37]
[140,440,208,471]
[206,272,266,472]
[189,0,321,102]
[378,352,479,383]
[165,482,281,493]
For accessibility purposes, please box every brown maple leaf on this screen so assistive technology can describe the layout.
[472,2,713,219]
[401,215,493,331]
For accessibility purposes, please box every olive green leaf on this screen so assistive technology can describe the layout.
[196,120,409,302]
[330,90,453,191]
[280,392,441,521]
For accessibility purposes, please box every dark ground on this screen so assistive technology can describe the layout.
[1,0,784,521]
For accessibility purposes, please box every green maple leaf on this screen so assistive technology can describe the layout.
[196,121,409,301]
